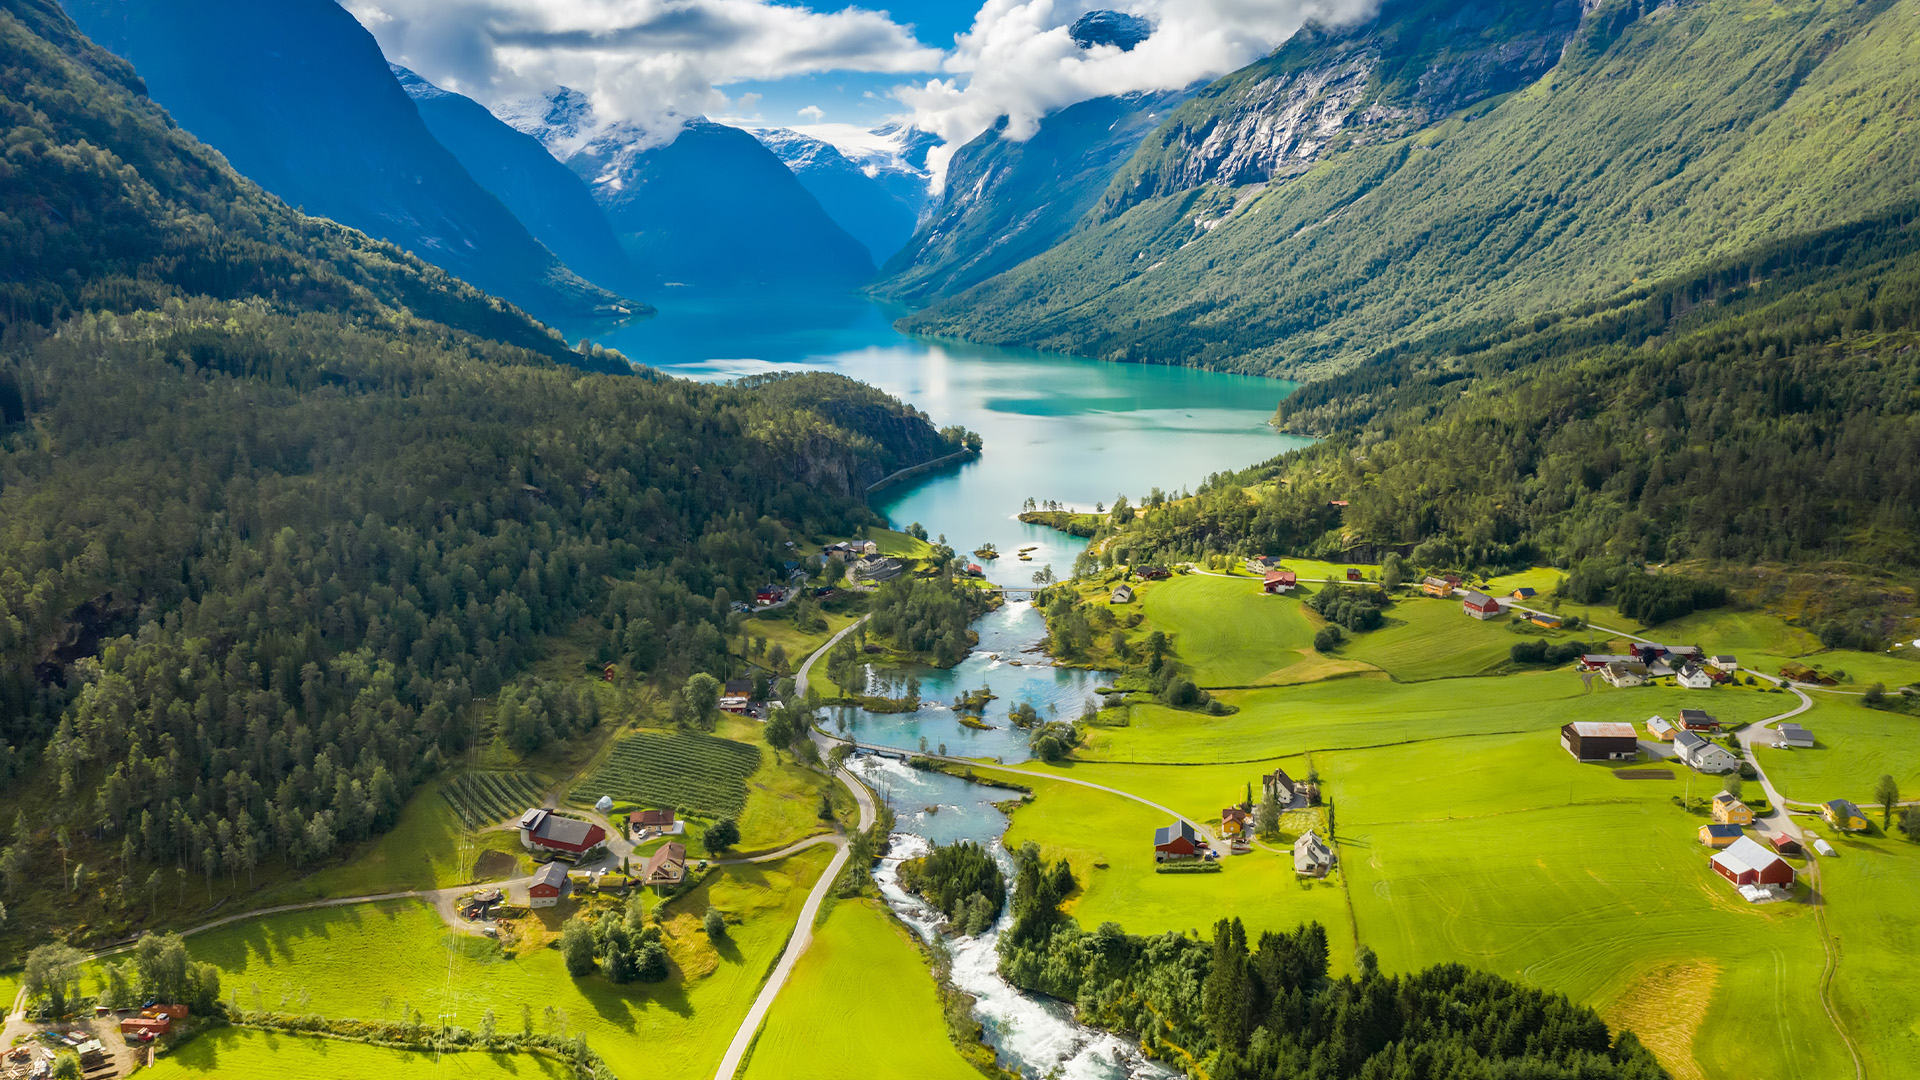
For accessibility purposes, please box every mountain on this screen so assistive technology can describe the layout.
[498,92,875,291]
[752,128,921,265]
[1070,10,1153,51]
[392,65,643,298]
[900,0,1920,378]
[0,0,962,949]
[61,0,638,328]
[871,88,1193,306]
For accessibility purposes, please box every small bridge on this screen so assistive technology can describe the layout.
[980,587,1041,600]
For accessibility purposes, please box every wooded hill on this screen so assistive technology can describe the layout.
[0,0,961,945]
[899,0,1920,380]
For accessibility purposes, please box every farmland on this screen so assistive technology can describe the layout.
[1336,596,1527,681]
[1134,573,1318,686]
[171,846,833,1080]
[1817,830,1920,1078]
[575,731,762,818]
[1754,695,1920,806]
[444,771,548,829]
[738,900,985,1080]
[143,1029,570,1080]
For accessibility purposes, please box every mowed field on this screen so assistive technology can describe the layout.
[1754,695,1920,806]
[1818,831,1920,1079]
[738,900,982,1080]
[171,847,832,1080]
[1135,574,1319,686]
[144,1028,570,1080]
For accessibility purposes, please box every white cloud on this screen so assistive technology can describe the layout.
[353,0,942,136]
[898,0,1379,185]
[797,104,826,123]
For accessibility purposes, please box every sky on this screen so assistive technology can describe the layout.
[347,0,1377,180]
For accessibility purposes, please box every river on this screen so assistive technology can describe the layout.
[601,295,1292,1079]
[597,294,1311,583]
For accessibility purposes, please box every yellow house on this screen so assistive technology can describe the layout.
[1220,808,1250,839]
[1699,823,1742,848]
[1711,793,1754,825]
[1822,800,1868,832]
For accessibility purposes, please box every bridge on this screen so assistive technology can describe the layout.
[979,587,1042,600]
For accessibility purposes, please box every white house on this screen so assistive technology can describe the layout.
[1776,723,1815,749]
[1677,663,1715,690]
[1709,655,1739,673]
[1674,730,1740,774]
[1602,662,1649,688]
[1294,831,1334,877]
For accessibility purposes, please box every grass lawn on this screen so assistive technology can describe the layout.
[144,1028,570,1079]
[743,605,863,678]
[1753,696,1920,806]
[1001,774,1356,968]
[173,847,832,1080]
[1084,671,1794,765]
[1338,597,1525,682]
[1818,831,1920,1080]
[739,899,984,1080]
[1136,574,1319,686]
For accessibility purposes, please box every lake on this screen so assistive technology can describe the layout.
[597,294,1311,584]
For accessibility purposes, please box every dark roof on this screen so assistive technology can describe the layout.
[643,841,687,882]
[1826,799,1864,816]
[530,862,569,891]
[1153,821,1199,847]
[527,813,607,852]
[629,809,675,827]
[1679,708,1716,722]
[1702,823,1743,838]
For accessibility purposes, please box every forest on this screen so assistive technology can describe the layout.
[996,846,1666,1079]
[0,0,966,942]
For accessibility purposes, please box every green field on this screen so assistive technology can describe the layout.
[144,1028,570,1080]
[270,779,475,901]
[1819,830,1920,1079]
[1001,773,1355,966]
[739,900,983,1080]
[174,847,832,1080]
[1135,574,1319,686]
[1754,696,1920,807]
[576,731,762,817]
[1338,596,1528,681]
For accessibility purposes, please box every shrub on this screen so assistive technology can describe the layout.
[1314,626,1345,652]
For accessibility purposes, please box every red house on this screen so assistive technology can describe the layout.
[1461,592,1503,619]
[1710,836,1795,890]
[527,861,571,908]
[1153,820,1206,861]
[517,809,608,856]
[1263,569,1298,594]
[1346,568,1362,581]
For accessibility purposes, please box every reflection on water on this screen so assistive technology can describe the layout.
[596,294,1307,585]
[830,601,1111,764]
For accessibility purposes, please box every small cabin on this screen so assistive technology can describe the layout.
[1263,569,1297,594]
[1822,800,1868,832]
[1346,568,1363,581]
[1110,583,1135,604]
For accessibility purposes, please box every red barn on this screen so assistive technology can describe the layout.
[1711,836,1795,890]
[1461,592,1503,619]
[517,809,608,856]
[1153,820,1206,861]
[1263,569,1297,594]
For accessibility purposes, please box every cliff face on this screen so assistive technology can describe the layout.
[1102,0,1586,217]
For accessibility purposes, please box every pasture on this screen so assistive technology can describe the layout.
[1135,573,1318,686]
[273,779,472,900]
[575,731,762,818]
[1000,774,1355,965]
[1754,695,1920,806]
[1337,596,1524,682]
[739,900,984,1080]
[1818,832,1920,1079]
[143,1029,570,1080]
[173,847,832,1080]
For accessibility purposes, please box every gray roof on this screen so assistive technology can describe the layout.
[1461,591,1494,605]
[531,862,569,889]
[1674,730,1707,751]
[1153,820,1200,847]
[534,815,600,847]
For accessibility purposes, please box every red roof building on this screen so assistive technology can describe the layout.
[516,809,608,856]
[1767,833,1803,855]
[1263,569,1298,594]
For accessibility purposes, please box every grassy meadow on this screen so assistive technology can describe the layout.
[145,1028,570,1080]
[1753,695,1920,807]
[172,847,831,1080]
[738,900,984,1080]
[1818,831,1920,1079]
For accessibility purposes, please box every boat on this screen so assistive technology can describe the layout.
[973,547,999,559]
[1019,553,1033,561]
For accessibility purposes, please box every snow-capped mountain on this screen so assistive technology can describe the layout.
[749,127,929,264]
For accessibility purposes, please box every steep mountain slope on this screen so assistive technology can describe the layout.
[871,88,1192,306]
[393,65,643,298]
[0,0,964,951]
[499,92,875,291]
[904,0,1920,378]
[754,127,920,265]
[62,0,635,328]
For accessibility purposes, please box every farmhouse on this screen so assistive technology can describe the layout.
[1777,723,1814,749]
[1421,575,1459,597]
[1602,662,1649,688]
[527,861,571,908]
[1527,612,1564,629]
[1461,591,1503,619]
[1153,820,1206,861]
[1711,793,1755,825]
[1137,566,1171,580]
[1709,655,1739,672]
[1262,768,1306,807]
[1676,663,1715,690]
[1560,722,1640,762]
[1510,587,1537,600]
[1220,807,1250,839]
[1346,568,1363,581]
[1674,731,1740,774]
[1110,584,1135,604]
[1579,653,1638,670]
[644,841,689,889]
[1711,836,1795,898]
[629,809,677,838]
[517,808,608,858]
[1294,831,1334,877]
[1677,708,1719,731]
[1699,823,1744,848]
[1263,569,1297,594]
[1822,800,1868,832]
[1645,715,1677,741]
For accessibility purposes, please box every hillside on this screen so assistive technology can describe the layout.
[499,92,875,291]
[0,0,961,949]
[754,128,920,265]
[871,89,1192,306]
[62,0,636,329]
[901,0,1920,379]
[394,65,645,299]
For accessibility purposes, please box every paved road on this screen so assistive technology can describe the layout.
[794,614,869,701]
